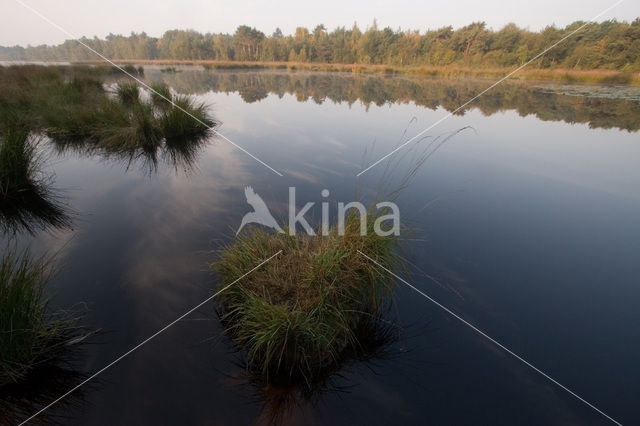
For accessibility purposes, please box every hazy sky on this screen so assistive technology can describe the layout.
[1,0,637,47]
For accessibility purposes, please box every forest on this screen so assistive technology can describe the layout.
[1,20,639,71]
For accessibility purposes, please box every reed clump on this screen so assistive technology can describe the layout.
[0,126,71,234]
[0,127,37,203]
[0,248,83,386]
[212,209,402,382]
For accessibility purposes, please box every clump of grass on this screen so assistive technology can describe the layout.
[149,83,172,109]
[0,248,83,386]
[121,64,144,76]
[0,127,34,200]
[97,102,163,152]
[212,209,402,383]
[239,306,399,424]
[161,95,214,141]
[0,66,62,130]
[0,126,71,234]
[115,81,140,106]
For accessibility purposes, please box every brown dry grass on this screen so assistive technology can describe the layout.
[70,59,640,84]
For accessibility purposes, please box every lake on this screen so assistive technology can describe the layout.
[4,66,640,425]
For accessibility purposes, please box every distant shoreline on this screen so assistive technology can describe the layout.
[84,60,640,85]
[2,59,639,85]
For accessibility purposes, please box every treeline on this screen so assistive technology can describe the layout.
[1,20,639,70]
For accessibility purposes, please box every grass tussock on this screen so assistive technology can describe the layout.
[212,209,402,383]
[0,127,37,202]
[0,248,83,386]
[115,81,140,106]
[0,127,71,234]
[150,82,172,109]
[160,95,213,141]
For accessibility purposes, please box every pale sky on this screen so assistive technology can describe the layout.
[1,0,637,47]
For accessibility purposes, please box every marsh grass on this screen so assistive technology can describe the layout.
[239,309,399,425]
[0,248,84,386]
[0,127,71,234]
[212,209,403,383]
[0,65,216,155]
[49,80,215,158]
[150,83,172,109]
[161,95,213,140]
[92,60,640,85]
[0,127,35,200]
[115,81,140,106]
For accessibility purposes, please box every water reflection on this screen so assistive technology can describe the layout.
[0,176,72,237]
[4,66,638,424]
[225,312,401,425]
[0,68,215,423]
[53,131,212,175]
[0,130,72,236]
[151,70,640,132]
[1,132,212,236]
[0,363,89,425]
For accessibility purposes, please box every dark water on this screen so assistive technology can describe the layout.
[4,68,640,425]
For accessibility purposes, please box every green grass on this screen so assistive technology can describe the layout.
[0,127,35,201]
[0,248,82,386]
[0,65,217,156]
[115,81,140,106]
[161,95,214,141]
[150,83,172,109]
[0,65,216,175]
[212,209,402,383]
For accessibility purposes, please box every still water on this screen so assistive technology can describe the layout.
[4,67,640,425]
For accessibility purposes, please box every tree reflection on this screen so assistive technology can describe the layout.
[159,70,640,131]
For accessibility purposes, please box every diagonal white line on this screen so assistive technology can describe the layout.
[13,0,283,177]
[356,0,626,177]
[357,250,623,426]
[18,250,283,425]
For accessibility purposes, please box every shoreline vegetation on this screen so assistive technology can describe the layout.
[0,128,71,235]
[0,64,217,393]
[75,60,640,85]
[0,66,216,173]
